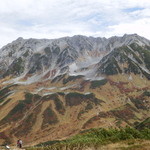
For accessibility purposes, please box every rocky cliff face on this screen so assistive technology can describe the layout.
[0,34,150,145]
[1,34,150,81]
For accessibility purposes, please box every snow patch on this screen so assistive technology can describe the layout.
[34,87,57,94]
[69,63,78,74]
[59,84,78,90]
[140,65,150,74]
[43,92,54,96]
[84,92,91,95]
[128,75,133,80]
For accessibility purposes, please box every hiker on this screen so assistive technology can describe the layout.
[17,139,23,148]
[17,139,20,148]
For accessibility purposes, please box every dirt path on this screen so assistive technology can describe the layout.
[0,146,26,150]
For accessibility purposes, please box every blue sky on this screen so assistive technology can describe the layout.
[123,7,144,12]
[0,0,150,48]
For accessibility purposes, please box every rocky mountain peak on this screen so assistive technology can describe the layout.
[0,34,150,81]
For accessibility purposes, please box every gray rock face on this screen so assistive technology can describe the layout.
[0,34,150,81]
[96,43,150,78]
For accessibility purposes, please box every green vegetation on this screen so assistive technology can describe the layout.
[130,43,150,70]
[130,98,147,110]
[136,117,150,130]
[41,93,65,114]
[36,140,60,147]
[63,75,83,84]
[48,94,66,115]
[114,47,128,63]
[23,50,30,57]
[1,98,11,106]
[23,92,41,104]
[14,57,24,74]
[129,43,138,49]
[42,106,58,128]
[8,101,25,116]
[51,74,66,83]
[115,119,122,127]
[26,127,150,150]
[54,98,65,115]
[78,102,93,119]
[8,51,13,57]
[130,43,143,54]
[111,104,136,122]
[4,57,25,76]
[90,79,108,89]
[0,100,26,123]
[101,57,122,75]
[57,92,65,96]
[127,59,141,74]
[0,86,11,103]
[143,90,150,97]
[0,92,41,124]
[0,87,10,96]
[115,46,142,75]
[33,53,42,58]
[0,132,11,145]
[142,49,150,70]
[140,69,150,79]
[52,46,60,55]
[65,92,101,106]
[0,84,17,102]
[28,53,45,74]
[85,102,93,111]
[98,44,150,78]
[123,46,143,64]
[24,92,33,104]
[15,113,36,136]
[119,141,149,150]
[44,47,51,56]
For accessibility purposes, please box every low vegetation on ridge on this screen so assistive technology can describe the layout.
[26,125,150,150]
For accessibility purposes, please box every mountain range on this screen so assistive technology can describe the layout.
[0,34,150,145]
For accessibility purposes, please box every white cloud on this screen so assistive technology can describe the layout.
[0,0,150,48]
[103,18,150,39]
